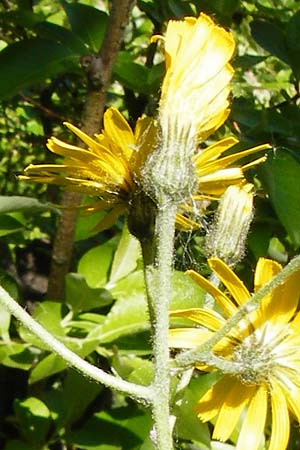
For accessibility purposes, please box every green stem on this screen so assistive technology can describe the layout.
[0,285,152,404]
[176,254,300,369]
[150,202,176,450]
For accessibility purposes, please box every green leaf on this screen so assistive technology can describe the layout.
[66,408,151,450]
[0,215,24,237]
[60,369,103,426]
[109,225,141,285]
[286,10,300,78]
[0,195,55,213]
[33,301,66,336]
[28,332,102,383]
[286,10,300,52]
[174,374,217,446]
[98,271,149,343]
[171,270,205,311]
[98,269,204,344]
[62,2,108,52]
[35,21,88,55]
[19,301,66,349]
[250,20,290,64]
[260,149,300,247]
[74,208,107,241]
[234,54,267,70]
[248,223,272,260]
[4,440,32,450]
[0,270,19,300]
[14,397,51,446]
[140,437,156,450]
[0,38,80,100]
[0,302,11,337]
[29,353,67,384]
[0,342,35,370]
[112,353,153,386]
[66,273,113,313]
[78,237,119,288]
[0,10,44,28]
[114,55,150,94]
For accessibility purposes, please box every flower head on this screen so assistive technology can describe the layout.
[20,107,156,231]
[159,13,235,143]
[142,13,269,207]
[170,258,300,450]
[21,13,269,230]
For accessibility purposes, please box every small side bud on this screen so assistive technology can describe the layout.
[205,184,254,265]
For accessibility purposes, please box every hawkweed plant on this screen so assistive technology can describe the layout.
[2,11,298,450]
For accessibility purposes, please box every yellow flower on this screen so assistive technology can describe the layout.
[159,13,235,143]
[21,13,269,229]
[20,107,156,231]
[143,13,237,203]
[143,12,269,209]
[170,258,300,450]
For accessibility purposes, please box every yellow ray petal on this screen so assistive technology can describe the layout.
[187,269,237,317]
[254,258,282,289]
[63,122,108,155]
[175,213,201,231]
[208,258,250,305]
[47,136,99,161]
[213,381,255,442]
[196,108,231,141]
[236,385,267,450]
[198,168,244,195]
[285,386,300,423]
[197,143,270,176]
[194,136,239,167]
[131,116,157,176]
[168,328,212,348]
[269,381,290,450]
[196,375,234,422]
[255,258,300,325]
[170,308,225,331]
[102,107,135,160]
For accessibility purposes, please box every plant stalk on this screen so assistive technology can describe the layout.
[149,201,176,450]
[0,285,152,404]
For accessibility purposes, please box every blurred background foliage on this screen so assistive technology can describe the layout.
[1,0,300,449]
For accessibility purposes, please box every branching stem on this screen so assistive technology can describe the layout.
[0,285,152,404]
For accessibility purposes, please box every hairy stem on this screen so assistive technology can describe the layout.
[149,202,176,450]
[176,254,300,368]
[0,285,152,403]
